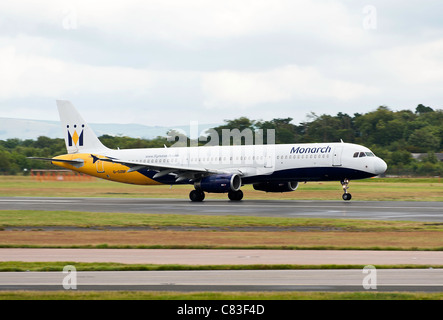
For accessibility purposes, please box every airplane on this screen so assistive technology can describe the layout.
[30,100,387,202]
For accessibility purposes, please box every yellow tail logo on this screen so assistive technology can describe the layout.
[67,124,84,147]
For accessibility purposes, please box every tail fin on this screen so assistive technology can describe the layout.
[57,100,109,154]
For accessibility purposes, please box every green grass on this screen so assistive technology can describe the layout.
[2,261,443,272]
[1,290,442,300]
[2,210,443,251]
[2,210,443,232]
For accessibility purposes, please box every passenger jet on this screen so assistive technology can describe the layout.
[31,100,387,201]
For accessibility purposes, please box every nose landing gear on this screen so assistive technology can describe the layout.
[341,179,352,201]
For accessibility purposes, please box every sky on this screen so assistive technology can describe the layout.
[1,0,442,130]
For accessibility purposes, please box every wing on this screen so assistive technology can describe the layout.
[92,154,242,182]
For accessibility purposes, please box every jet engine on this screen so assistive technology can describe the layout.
[195,174,242,193]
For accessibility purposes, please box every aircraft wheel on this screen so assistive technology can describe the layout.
[190,190,205,202]
[228,189,243,201]
[342,193,352,201]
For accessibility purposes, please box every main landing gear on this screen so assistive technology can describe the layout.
[189,189,205,202]
[228,189,243,201]
[189,189,244,202]
[341,179,352,201]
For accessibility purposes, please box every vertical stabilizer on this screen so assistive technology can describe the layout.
[57,100,109,154]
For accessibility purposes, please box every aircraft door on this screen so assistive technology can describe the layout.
[264,155,273,168]
[96,160,105,173]
[264,145,275,169]
[332,146,343,166]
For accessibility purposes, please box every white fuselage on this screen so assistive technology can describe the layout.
[95,142,386,184]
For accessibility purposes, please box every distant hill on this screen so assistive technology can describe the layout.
[0,117,219,140]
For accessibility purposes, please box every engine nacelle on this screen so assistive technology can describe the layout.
[195,174,242,193]
[253,181,299,193]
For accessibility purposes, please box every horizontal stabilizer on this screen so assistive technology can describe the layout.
[28,157,84,168]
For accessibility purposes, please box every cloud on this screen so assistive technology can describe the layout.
[0,0,364,46]
[201,65,378,109]
[0,44,155,100]
[370,39,443,85]
[1,1,443,127]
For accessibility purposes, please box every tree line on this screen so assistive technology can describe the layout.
[1,104,442,176]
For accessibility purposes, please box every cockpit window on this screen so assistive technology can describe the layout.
[354,151,376,158]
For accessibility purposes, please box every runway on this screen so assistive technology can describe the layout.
[1,269,443,292]
[1,197,443,221]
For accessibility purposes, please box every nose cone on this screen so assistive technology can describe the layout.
[374,158,387,175]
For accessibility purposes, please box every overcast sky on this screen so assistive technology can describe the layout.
[1,0,442,129]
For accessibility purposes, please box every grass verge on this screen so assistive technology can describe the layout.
[2,210,443,231]
[1,291,443,300]
[2,211,443,250]
[2,261,443,272]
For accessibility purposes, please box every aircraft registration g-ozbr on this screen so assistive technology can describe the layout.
[30,101,387,202]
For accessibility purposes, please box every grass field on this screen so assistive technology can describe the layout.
[1,210,443,250]
[0,176,442,300]
[1,290,443,300]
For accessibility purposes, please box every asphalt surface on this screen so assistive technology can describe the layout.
[1,197,443,221]
[1,269,443,292]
